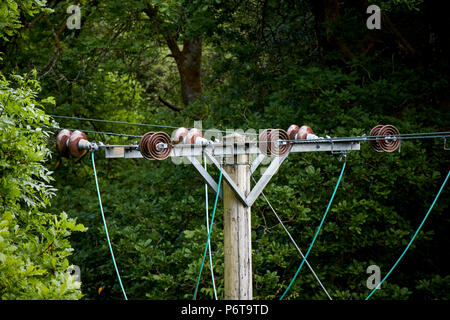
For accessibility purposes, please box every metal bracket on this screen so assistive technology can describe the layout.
[246,152,290,207]
[204,151,249,206]
[444,138,450,151]
[250,153,266,175]
[186,156,223,200]
[202,151,289,207]
[103,139,360,207]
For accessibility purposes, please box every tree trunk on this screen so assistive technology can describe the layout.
[144,4,203,108]
[175,39,202,106]
[310,0,354,60]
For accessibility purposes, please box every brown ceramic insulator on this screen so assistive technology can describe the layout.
[270,129,290,156]
[139,132,155,160]
[139,132,172,160]
[258,129,290,157]
[369,125,384,152]
[258,129,272,156]
[287,125,300,140]
[146,132,172,160]
[173,127,189,144]
[297,125,314,140]
[378,125,400,152]
[56,129,72,157]
[68,130,88,158]
[186,128,203,144]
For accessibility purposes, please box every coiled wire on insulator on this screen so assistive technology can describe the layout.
[259,129,290,156]
[370,124,401,152]
[139,131,173,160]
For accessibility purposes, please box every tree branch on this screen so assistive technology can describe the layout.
[144,2,181,60]
[158,95,182,112]
[381,13,416,55]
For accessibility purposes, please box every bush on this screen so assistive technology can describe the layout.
[0,73,86,299]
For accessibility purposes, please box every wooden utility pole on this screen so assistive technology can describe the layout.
[223,134,252,300]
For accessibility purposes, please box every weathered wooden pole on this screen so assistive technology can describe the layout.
[223,133,252,300]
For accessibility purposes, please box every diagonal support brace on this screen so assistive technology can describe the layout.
[186,156,223,200]
[246,152,290,207]
[250,153,266,175]
[204,151,250,206]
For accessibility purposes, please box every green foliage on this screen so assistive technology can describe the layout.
[369,0,425,12]
[0,0,51,40]
[0,73,86,299]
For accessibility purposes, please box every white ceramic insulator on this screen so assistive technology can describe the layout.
[194,137,209,145]
[306,134,320,140]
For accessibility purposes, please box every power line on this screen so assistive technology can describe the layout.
[92,152,128,300]
[366,170,450,300]
[50,114,182,130]
[49,114,260,136]
[204,155,218,300]
[193,166,223,300]
[48,114,450,143]
[280,161,346,300]
[43,125,143,138]
[251,175,333,300]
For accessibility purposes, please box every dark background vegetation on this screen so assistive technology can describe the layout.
[1,0,449,299]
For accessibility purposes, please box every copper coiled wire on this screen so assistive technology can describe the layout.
[377,125,401,152]
[370,124,401,152]
[259,129,290,156]
[139,131,173,160]
[369,125,384,152]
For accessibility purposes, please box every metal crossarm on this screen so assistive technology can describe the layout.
[104,140,360,159]
[204,151,249,206]
[104,140,360,207]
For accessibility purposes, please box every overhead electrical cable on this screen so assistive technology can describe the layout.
[204,155,218,300]
[92,152,128,300]
[44,125,142,138]
[250,176,333,300]
[280,161,346,300]
[49,114,260,136]
[193,166,223,300]
[46,114,450,144]
[43,124,450,148]
[366,170,450,300]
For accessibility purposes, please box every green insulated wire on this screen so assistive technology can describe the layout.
[193,167,223,300]
[204,156,218,300]
[366,170,450,300]
[92,152,128,300]
[280,161,346,300]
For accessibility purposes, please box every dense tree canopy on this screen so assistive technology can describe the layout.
[0,0,449,300]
